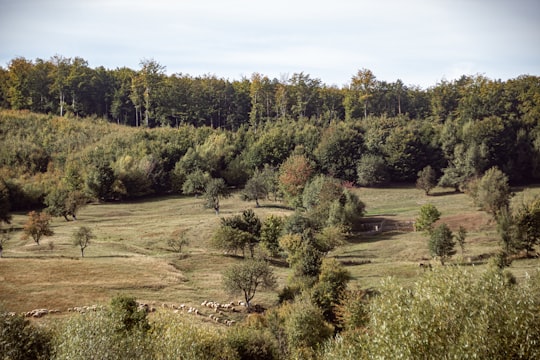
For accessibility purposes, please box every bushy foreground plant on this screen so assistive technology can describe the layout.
[0,309,52,360]
[322,266,540,359]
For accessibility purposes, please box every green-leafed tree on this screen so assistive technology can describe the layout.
[45,187,87,221]
[415,204,441,233]
[242,170,269,207]
[356,153,390,187]
[429,223,456,265]
[311,258,351,323]
[514,197,540,256]
[496,207,521,255]
[416,165,437,195]
[260,215,284,258]
[72,226,95,258]
[222,258,277,309]
[181,169,211,197]
[85,163,116,201]
[470,167,512,218]
[204,177,231,215]
[314,122,364,182]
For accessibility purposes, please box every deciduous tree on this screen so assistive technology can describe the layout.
[429,223,456,265]
[416,165,437,195]
[22,211,53,245]
[222,258,276,308]
[415,204,441,233]
[72,226,94,258]
[278,154,313,206]
[204,177,231,215]
[470,167,512,218]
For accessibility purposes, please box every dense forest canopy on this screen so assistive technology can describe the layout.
[0,55,539,210]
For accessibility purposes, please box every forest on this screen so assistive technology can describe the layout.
[1,56,540,204]
[1,56,540,359]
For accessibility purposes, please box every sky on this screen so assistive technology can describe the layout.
[0,0,539,88]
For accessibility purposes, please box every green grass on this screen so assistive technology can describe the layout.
[1,186,539,317]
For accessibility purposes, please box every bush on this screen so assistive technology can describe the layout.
[356,154,389,187]
[54,296,151,360]
[226,326,279,360]
[150,313,237,360]
[0,309,52,360]
[322,266,540,359]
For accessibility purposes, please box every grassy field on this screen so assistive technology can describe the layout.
[1,186,539,317]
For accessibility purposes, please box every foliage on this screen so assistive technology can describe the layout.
[428,223,456,265]
[260,215,284,257]
[241,170,269,207]
[281,296,334,358]
[470,166,512,217]
[213,210,261,257]
[278,154,313,206]
[302,176,365,229]
[45,187,87,221]
[314,122,364,182]
[85,163,116,201]
[416,165,437,195]
[513,197,540,256]
[323,267,540,360]
[203,177,231,214]
[72,226,95,258]
[181,169,210,196]
[415,204,441,233]
[327,189,365,229]
[311,258,351,323]
[225,326,279,360]
[496,206,521,254]
[21,211,53,245]
[212,225,253,257]
[356,153,389,187]
[53,298,152,360]
[0,179,11,224]
[0,309,52,360]
[109,295,150,333]
[222,258,277,308]
[456,225,467,255]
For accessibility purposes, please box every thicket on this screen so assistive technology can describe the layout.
[2,267,539,359]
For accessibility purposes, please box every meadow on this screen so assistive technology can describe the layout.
[1,185,539,318]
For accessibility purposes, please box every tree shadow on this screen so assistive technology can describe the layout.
[429,190,462,197]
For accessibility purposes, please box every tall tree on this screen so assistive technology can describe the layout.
[350,68,377,119]
[6,57,33,109]
[49,55,71,116]
[138,59,166,126]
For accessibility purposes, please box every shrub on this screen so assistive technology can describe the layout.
[0,309,52,360]
[322,267,540,360]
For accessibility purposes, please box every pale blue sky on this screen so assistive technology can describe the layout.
[1,0,539,88]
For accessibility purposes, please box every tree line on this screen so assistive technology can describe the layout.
[1,56,538,129]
